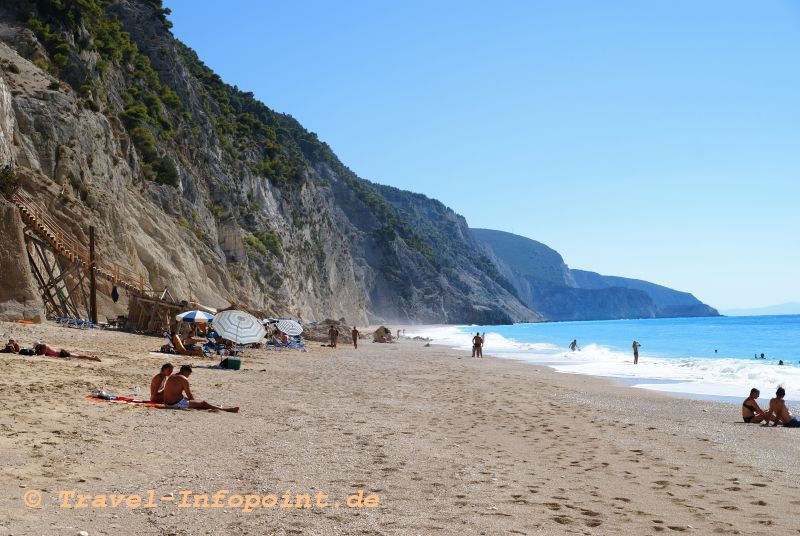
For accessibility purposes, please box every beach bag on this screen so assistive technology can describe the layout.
[160,344,176,354]
[219,357,241,370]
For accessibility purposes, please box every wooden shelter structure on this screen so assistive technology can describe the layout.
[126,290,219,334]
[126,289,182,333]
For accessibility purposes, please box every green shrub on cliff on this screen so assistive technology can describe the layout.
[254,230,282,257]
[0,166,18,199]
[152,157,178,187]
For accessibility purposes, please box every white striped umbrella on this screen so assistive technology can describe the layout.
[176,310,215,323]
[212,310,266,344]
[276,319,303,336]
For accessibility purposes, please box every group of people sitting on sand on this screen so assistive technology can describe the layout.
[1,338,101,361]
[742,387,799,427]
[149,362,238,412]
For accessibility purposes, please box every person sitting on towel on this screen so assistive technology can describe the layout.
[161,365,239,412]
[741,388,766,423]
[1,339,20,353]
[171,331,203,357]
[271,330,289,346]
[767,387,800,427]
[150,363,174,403]
[34,343,101,362]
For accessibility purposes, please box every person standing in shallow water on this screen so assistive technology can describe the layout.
[569,339,578,352]
[632,340,641,364]
[351,326,359,349]
[472,332,483,358]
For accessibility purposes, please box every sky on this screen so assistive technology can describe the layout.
[164,1,800,310]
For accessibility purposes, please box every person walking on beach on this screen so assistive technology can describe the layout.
[632,340,641,364]
[150,363,173,403]
[162,365,239,412]
[742,388,766,423]
[569,339,578,352]
[472,332,483,358]
[767,386,800,427]
[351,326,359,349]
[328,326,339,348]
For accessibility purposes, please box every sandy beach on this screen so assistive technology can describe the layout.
[2,321,799,536]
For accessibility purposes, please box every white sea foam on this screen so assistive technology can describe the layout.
[409,325,800,402]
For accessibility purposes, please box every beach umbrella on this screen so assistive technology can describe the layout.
[276,319,303,336]
[212,310,266,344]
[176,310,215,323]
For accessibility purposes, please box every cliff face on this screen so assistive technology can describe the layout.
[0,0,536,325]
[473,228,719,321]
[0,197,43,322]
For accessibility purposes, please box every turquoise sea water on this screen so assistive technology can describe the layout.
[474,315,800,364]
[410,315,800,401]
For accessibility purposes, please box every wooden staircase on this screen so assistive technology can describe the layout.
[11,189,149,294]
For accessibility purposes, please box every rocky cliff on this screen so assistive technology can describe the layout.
[473,228,719,321]
[0,0,536,325]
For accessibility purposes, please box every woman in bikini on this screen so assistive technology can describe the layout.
[34,343,101,362]
[742,388,766,423]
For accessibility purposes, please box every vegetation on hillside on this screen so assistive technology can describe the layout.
[14,0,179,185]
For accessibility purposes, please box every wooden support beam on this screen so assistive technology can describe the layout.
[89,226,97,324]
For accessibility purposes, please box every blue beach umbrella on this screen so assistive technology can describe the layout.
[176,310,215,323]
[212,310,266,344]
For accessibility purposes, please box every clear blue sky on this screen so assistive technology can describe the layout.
[164,0,800,310]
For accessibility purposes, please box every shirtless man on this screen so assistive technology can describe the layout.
[150,363,173,403]
[741,388,766,423]
[161,365,239,412]
[767,387,800,427]
[472,333,483,358]
[328,326,339,348]
[351,326,359,349]
[632,340,641,365]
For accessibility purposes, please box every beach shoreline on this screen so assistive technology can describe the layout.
[404,320,800,404]
[2,320,799,535]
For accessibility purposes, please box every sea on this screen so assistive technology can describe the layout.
[407,315,800,403]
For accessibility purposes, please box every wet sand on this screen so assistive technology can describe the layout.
[1,320,799,535]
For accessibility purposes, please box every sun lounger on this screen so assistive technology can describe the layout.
[56,317,104,329]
